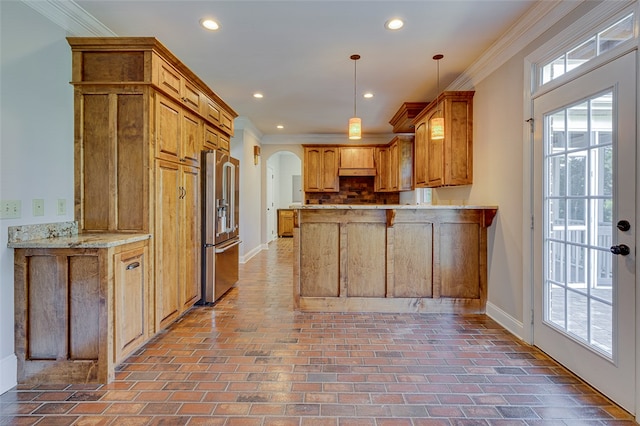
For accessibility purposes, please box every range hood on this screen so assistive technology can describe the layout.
[338,167,376,176]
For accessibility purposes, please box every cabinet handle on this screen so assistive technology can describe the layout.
[126,261,141,270]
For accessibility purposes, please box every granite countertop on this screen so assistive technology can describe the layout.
[7,221,151,249]
[293,204,498,210]
[8,233,152,249]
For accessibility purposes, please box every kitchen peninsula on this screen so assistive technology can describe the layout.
[293,204,497,314]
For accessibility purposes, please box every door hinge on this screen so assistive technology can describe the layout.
[531,215,534,230]
[531,309,534,325]
[526,118,534,133]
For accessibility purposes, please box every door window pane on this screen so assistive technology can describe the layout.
[543,90,614,357]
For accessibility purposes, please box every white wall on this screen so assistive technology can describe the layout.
[231,125,264,263]
[0,1,75,393]
[275,152,301,209]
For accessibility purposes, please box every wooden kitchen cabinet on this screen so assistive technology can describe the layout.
[155,93,202,167]
[155,160,200,329]
[294,206,497,313]
[303,146,339,192]
[12,237,150,384]
[114,243,149,364]
[375,135,414,192]
[68,37,236,334]
[413,91,474,187]
[278,209,294,237]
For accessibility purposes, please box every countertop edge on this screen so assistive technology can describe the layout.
[8,233,152,249]
[292,205,498,210]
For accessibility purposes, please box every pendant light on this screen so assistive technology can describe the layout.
[348,54,362,140]
[430,54,445,140]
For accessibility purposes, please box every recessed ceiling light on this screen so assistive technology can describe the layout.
[276,125,284,129]
[363,92,374,99]
[253,93,264,99]
[200,18,220,31]
[385,18,404,31]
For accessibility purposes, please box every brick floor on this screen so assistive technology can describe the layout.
[0,238,636,425]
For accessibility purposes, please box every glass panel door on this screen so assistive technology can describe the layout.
[533,51,636,413]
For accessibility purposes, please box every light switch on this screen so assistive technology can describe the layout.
[1,200,21,219]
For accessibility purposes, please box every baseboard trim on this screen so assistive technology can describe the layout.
[240,244,268,264]
[0,354,17,395]
[485,301,524,340]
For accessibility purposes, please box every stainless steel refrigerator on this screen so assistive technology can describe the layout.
[202,150,240,304]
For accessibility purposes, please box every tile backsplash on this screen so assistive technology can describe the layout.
[305,177,400,205]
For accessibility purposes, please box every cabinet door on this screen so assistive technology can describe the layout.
[114,245,147,363]
[414,121,428,187]
[181,110,201,166]
[321,148,339,191]
[304,148,322,192]
[156,94,181,162]
[155,160,181,329]
[181,79,201,113]
[374,147,390,192]
[181,165,201,310]
[389,142,399,191]
[339,147,375,169]
[204,124,219,150]
[426,110,445,187]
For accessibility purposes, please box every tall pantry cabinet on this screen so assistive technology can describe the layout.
[68,37,237,332]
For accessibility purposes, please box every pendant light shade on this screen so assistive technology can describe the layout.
[430,54,445,140]
[348,117,362,139]
[348,54,362,140]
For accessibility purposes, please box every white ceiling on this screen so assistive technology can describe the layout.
[65,1,539,138]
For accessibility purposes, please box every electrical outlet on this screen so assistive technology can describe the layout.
[1,200,22,219]
[33,199,44,216]
[57,199,67,215]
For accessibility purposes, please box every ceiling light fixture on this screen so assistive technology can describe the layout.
[430,54,445,140]
[200,18,220,31]
[363,92,374,99]
[253,92,264,99]
[385,18,404,30]
[348,54,362,140]
[276,125,284,129]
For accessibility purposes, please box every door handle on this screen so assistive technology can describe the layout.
[610,244,630,256]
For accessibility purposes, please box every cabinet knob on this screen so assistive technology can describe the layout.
[126,261,141,270]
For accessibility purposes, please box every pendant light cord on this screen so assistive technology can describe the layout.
[351,54,360,117]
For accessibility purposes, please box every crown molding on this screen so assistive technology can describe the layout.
[20,0,116,37]
[448,0,585,90]
[234,117,264,142]
[261,133,395,145]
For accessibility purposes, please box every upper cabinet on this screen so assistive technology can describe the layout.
[304,146,339,192]
[413,91,474,188]
[338,147,376,176]
[375,136,413,192]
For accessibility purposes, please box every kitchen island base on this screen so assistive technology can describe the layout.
[293,206,497,314]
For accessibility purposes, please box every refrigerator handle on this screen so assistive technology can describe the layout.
[215,239,242,254]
